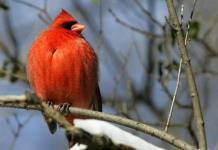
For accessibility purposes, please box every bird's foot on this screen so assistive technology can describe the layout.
[45,101,54,109]
[57,102,71,115]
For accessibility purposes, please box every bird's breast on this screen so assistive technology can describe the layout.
[27,29,98,109]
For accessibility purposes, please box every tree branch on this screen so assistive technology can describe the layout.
[133,0,162,28]
[165,0,207,149]
[0,94,196,150]
[108,8,161,39]
[0,94,135,149]
[165,59,182,132]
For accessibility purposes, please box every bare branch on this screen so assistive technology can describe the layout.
[0,67,27,82]
[0,94,196,150]
[165,59,182,132]
[13,0,52,24]
[132,0,162,28]
[165,0,197,132]
[108,8,161,39]
[165,0,207,149]
[40,99,135,149]
[203,14,218,38]
[7,113,33,150]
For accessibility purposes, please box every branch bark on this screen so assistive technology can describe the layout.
[41,100,136,149]
[0,94,196,150]
[0,95,136,149]
[165,0,207,149]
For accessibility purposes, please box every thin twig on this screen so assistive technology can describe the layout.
[13,0,52,23]
[14,0,44,11]
[203,14,218,38]
[97,0,103,52]
[159,78,192,109]
[112,44,132,106]
[0,40,14,60]
[0,67,27,82]
[7,113,33,150]
[133,41,164,120]
[165,59,182,132]
[133,0,162,28]
[108,8,161,39]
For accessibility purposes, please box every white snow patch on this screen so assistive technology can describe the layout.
[70,143,87,150]
[73,119,165,150]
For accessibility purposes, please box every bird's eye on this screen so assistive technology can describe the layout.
[61,21,77,30]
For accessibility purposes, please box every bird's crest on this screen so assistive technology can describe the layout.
[50,9,85,34]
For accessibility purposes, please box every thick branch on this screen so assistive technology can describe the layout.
[0,94,196,150]
[165,0,207,149]
[0,95,135,149]
[41,101,135,149]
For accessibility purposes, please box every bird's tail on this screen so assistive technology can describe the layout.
[91,84,102,112]
[42,112,57,134]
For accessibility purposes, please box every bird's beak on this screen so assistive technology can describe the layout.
[71,23,85,34]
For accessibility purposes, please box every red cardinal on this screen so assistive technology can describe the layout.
[26,9,102,133]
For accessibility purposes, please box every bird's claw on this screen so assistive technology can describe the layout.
[45,101,54,109]
[57,103,71,115]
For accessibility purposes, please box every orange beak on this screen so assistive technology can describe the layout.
[71,23,85,34]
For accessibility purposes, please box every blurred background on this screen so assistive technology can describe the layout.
[0,0,218,149]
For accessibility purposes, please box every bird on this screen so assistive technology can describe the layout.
[26,9,102,134]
